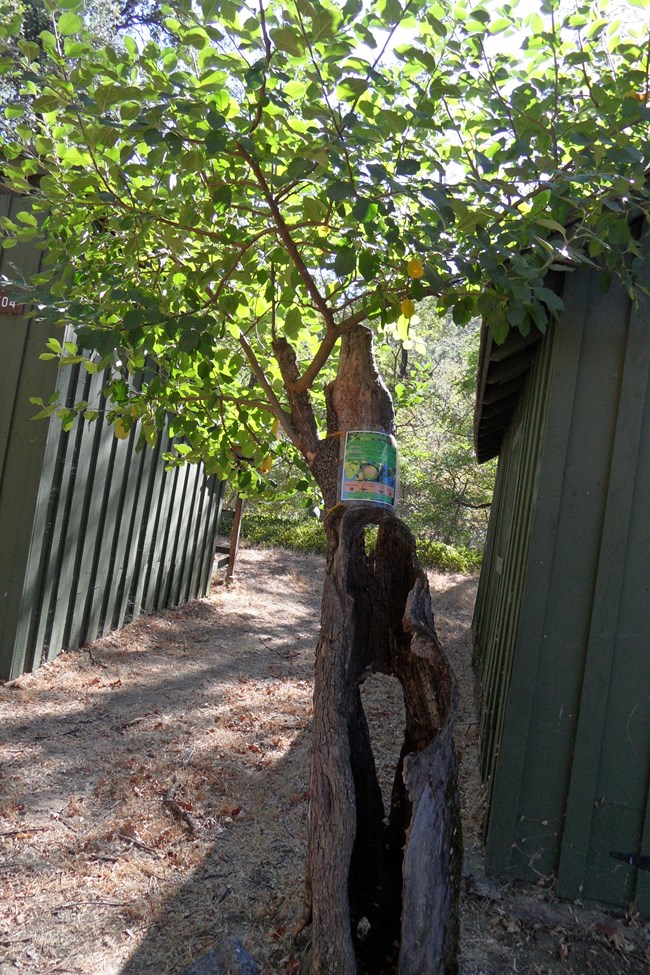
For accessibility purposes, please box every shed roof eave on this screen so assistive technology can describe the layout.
[473,324,544,463]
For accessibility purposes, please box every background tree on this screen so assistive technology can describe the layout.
[0,0,170,140]
[0,0,168,43]
[380,307,495,552]
[239,308,493,572]
[2,1,650,972]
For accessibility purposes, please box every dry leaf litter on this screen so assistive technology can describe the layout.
[1,547,649,975]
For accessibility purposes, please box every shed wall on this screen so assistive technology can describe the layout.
[472,312,556,799]
[474,252,650,914]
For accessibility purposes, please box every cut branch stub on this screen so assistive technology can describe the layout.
[307,504,462,975]
[312,325,396,509]
[327,325,395,436]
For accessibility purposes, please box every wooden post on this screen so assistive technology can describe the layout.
[225,494,244,582]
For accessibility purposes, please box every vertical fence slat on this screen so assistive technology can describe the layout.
[166,464,200,607]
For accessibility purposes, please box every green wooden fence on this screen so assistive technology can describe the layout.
[1,185,224,681]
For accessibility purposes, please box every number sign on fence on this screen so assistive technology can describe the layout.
[0,289,24,315]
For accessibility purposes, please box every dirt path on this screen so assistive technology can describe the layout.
[1,547,648,975]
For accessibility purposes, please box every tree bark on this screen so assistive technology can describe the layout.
[300,327,462,975]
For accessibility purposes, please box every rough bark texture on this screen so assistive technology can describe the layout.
[301,327,462,974]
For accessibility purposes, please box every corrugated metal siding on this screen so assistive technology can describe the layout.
[1,189,224,681]
[472,318,557,807]
[474,238,650,914]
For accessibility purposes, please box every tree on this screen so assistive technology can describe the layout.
[1,1,650,971]
[0,0,168,44]
[0,1,171,140]
[382,307,495,552]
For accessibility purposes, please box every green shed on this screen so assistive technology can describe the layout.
[1,185,224,681]
[472,232,650,915]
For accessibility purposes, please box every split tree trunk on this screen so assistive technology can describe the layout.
[277,326,462,974]
[306,506,461,975]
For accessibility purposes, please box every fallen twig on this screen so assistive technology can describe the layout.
[217,885,232,905]
[162,794,197,833]
[52,900,130,913]
[0,826,49,837]
[259,635,299,659]
[117,832,160,855]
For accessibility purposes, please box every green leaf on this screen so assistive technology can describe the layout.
[395,159,421,176]
[490,311,510,345]
[123,35,138,57]
[352,198,378,223]
[334,247,357,277]
[38,29,57,51]
[57,12,83,35]
[178,331,200,351]
[56,408,77,432]
[213,184,232,208]
[303,197,327,222]
[452,296,476,326]
[310,6,339,41]
[33,94,62,113]
[113,418,131,440]
[184,28,210,49]
[535,217,567,236]
[429,17,447,38]
[17,40,42,60]
[1,11,22,37]
[284,307,303,338]
[381,0,403,27]
[16,210,37,227]
[359,250,379,282]
[327,181,355,202]
[207,108,227,129]
[205,129,228,154]
[488,17,513,34]
[270,27,305,56]
[123,309,146,330]
[535,287,564,314]
[337,77,368,100]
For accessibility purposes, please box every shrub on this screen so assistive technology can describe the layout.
[415,537,482,574]
[237,511,481,573]
[240,513,327,555]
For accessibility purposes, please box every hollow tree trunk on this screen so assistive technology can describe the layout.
[276,326,462,974]
[307,508,461,975]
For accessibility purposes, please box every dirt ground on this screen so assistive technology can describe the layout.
[1,546,649,975]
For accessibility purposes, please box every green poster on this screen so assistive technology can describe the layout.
[340,430,397,507]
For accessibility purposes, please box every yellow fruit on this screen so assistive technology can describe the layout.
[271,417,279,437]
[260,455,273,473]
[407,258,424,279]
[401,298,415,319]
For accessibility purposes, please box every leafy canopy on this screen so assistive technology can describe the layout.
[1,0,649,489]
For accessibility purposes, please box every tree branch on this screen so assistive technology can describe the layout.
[247,0,273,134]
[272,336,320,459]
[291,278,453,396]
[175,393,272,411]
[236,143,337,332]
[290,309,370,395]
[237,332,301,447]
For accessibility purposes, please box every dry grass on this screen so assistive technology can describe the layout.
[1,548,648,975]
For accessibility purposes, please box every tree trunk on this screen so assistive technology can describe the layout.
[300,328,462,975]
